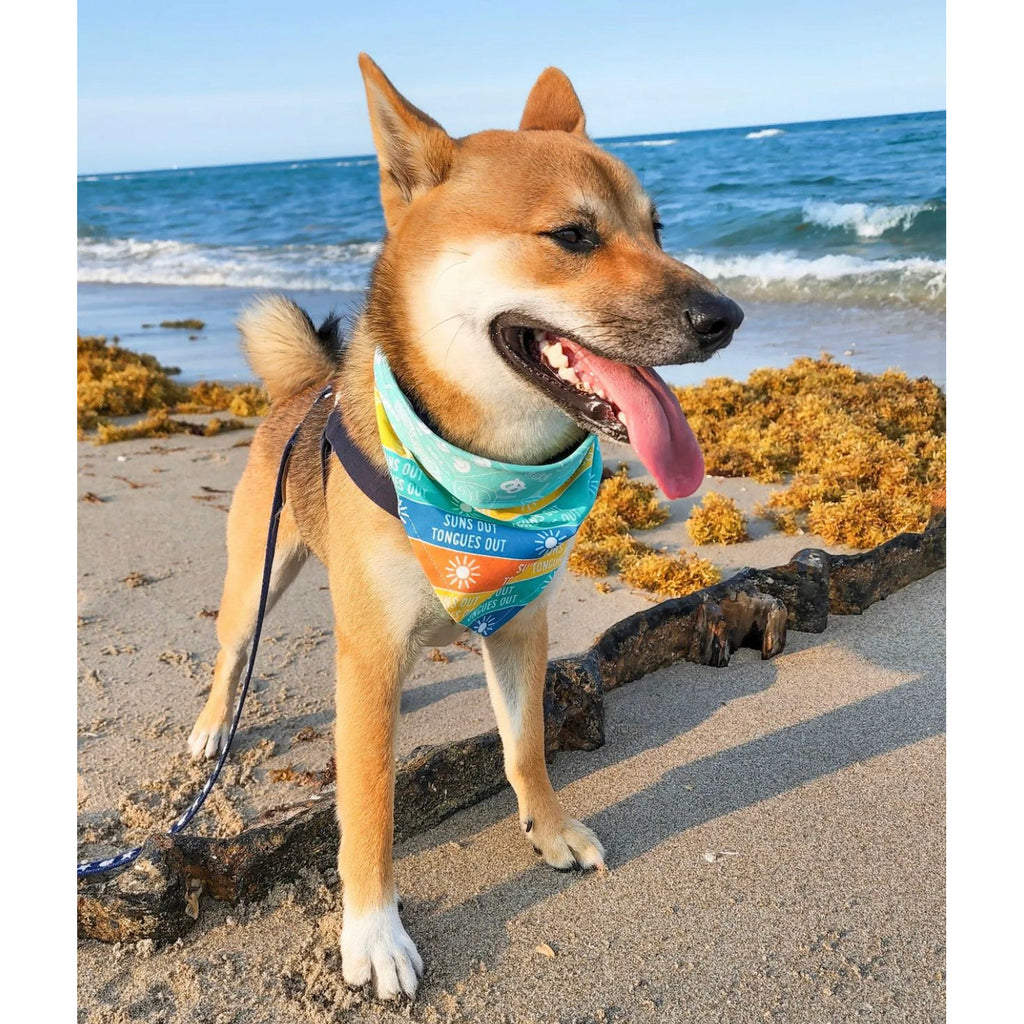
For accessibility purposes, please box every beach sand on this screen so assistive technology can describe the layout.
[77,424,945,1023]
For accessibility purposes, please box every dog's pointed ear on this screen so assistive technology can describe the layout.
[358,53,454,229]
[518,67,587,136]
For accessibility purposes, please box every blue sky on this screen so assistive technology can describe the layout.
[78,0,944,174]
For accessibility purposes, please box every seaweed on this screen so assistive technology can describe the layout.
[686,492,748,545]
[174,381,270,417]
[569,468,666,579]
[96,411,248,445]
[673,356,945,548]
[618,550,721,598]
[78,334,270,442]
[159,318,205,330]
[568,468,718,598]
[585,469,669,530]
[78,335,188,431]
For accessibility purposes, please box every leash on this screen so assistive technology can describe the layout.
[77,385,335,879]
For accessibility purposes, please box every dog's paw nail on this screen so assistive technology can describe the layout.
[187,720,230,760]
[532,818,606,872]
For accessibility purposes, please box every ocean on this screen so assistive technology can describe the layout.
[77,110,946,387]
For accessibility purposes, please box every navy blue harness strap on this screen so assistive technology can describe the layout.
[322,404,400,519]
[77,385,335,879]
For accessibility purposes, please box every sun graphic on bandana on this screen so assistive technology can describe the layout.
[473,614,499,636]
[445,554,481,590]
[533,529,565,555]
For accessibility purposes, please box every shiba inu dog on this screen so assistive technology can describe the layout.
[187,54,742,1000]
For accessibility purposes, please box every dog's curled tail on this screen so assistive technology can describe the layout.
[237,295,343,403]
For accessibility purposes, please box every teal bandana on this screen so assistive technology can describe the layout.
[373,350,602,637]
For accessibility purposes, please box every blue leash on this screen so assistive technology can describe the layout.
[77,386,334,879]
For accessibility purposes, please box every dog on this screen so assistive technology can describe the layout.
[187,53,742,1000]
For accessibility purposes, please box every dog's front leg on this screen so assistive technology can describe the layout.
[482,600,606,871]
[332,576,422,999]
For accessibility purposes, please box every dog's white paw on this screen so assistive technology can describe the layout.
[528,816,606,872]
[187,712,231,760]
[341,900,423,1000]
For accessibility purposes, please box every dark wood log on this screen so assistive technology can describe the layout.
[828,513,946,615]
[77,835,192,943]
[543,657,604,758]
[731,548,832,633]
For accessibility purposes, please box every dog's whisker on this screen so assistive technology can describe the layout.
[416,312,464,341]
[442,317,469,373]
[433,259,469,284]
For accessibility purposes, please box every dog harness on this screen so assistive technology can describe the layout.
[325,350,602,637]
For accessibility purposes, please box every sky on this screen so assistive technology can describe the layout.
[77,0,945,174]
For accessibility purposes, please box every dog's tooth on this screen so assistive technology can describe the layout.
[595,387,606,400]
[558,366,579,385]
[617,411,628,425]
[548,345,569,369]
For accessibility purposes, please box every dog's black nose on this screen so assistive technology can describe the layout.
[684,293,744,353]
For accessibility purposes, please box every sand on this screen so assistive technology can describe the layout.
[77,424,945,1023]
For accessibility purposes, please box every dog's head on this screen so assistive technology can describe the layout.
[358,54,742,498]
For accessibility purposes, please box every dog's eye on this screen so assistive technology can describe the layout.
[540,225,600,253]
[652,217,664,248]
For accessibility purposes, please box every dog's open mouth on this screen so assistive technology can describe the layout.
[491,316,705,498]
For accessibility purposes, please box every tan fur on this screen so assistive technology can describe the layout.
[189,53,739,1000]
[237,294,338,402]
[519,66,587,135]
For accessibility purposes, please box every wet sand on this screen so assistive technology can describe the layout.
[76,282,947,389]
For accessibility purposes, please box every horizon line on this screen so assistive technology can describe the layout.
[78,108,945,179]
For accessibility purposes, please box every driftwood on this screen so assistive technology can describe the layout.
[78,515,945,942]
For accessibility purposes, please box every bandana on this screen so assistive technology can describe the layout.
[373,350,602,637]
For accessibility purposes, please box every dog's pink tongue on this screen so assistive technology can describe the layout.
[565,342,705,498]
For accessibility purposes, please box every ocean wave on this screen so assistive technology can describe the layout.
[746,128,784,139]
[801,199,941,239]
[604,138,677,149]
[77,237,379,291]
[675,250,946,309]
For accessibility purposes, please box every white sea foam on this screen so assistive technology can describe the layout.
[78,234,944,309]
[604,138,677,149]
[77,237,379,291]
[675,249,946,307]
[745,128,784,139]
[802,200,933,238]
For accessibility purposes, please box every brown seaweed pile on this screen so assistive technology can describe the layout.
[96,411,249,445]
[674,356,945,548]
[686,492,749,545]
[78,335,269,443]
[569,469,720,598]
[78,335,187,432]
[159,318,205,330]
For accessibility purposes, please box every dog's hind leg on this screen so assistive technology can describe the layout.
[188,465,308,760]
[482,600,606,871]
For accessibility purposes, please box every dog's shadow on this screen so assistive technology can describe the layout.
[393,593,946,994]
